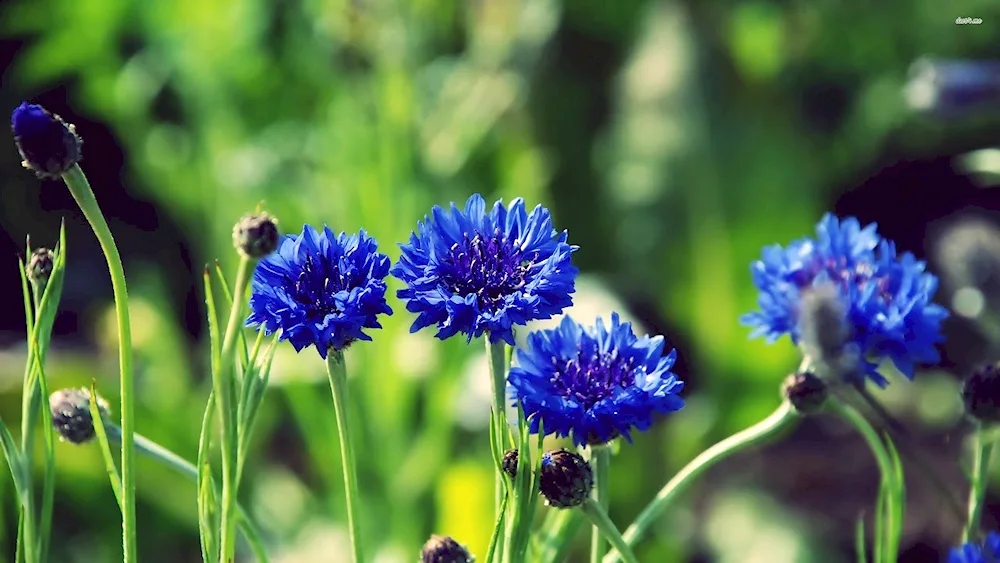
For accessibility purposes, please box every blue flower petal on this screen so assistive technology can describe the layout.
[507,313,685,446]
[742,214,948,387]
[246,225,392,357]
[948,531,1000,563]
[391,193,578,343]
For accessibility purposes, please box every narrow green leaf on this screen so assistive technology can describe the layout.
[488,410,505,477]
[32,350,57,561]
[198,459,217,563]
[32,222,67,357]
[579,499,638,563]
[239,331,273,434]
[883,433,905,563]
[204,268,222,378]
[0,418,26,501]
[855,513,868,563]
[18,257,34,349]
[213,262,250,369]
[510,404,539,561]
[197,392,218,562]
[484,494,510,563]
[873,480,886,563]
[15,516,24,563]
[89,381,123,511]
[247,325,267,368]
[237,335,279,485]
[533,508,584,563]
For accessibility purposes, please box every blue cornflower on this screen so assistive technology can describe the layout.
[391,194,578,345]
[507,313,685,446]
[741,214,948,387]
[948,531,1000,563]
[10,102,81,179]
[246,225,392,358]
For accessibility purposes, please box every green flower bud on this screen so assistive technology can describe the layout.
[27,247,55,286]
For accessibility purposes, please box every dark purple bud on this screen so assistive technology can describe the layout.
[11,102,82,179]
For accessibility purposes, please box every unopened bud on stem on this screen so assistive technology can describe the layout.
[233,212,279,259]
[49,387,110,444]
[420,534,474,563]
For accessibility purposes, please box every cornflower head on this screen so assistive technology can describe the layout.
[949,531,1000,563]
[10,102,82,179]
[741,214,948,387]
[246,224,392,358]
[391,193,578,345]
[507,313,684,446]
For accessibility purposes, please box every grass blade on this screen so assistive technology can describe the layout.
[484,494,510,563]
[884,433,905,563]
[204,268,222,378]
[855,513,868,563]
[0,418,26,500]
[213,262,250,369]
[197,392,218,562]
[89,381,124,511]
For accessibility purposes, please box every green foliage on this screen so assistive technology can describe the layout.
[0,0,996,560]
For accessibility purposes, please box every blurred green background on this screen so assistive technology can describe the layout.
[1,0,1000,561]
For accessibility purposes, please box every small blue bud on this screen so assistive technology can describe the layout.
[10,102,82,179]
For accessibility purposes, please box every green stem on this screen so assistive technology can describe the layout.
[828,400,901,562]
[216,256,253,563]
[36,375,55,563]
[534,507,584,563]
[61,164,137,562]
[325,349,364,563]
[963,427,995,543]
[486,339,509,561]
[590,446,611,563]
[17,290,43,563]
[579,499,638,563]
[28,286,57,563]
[850,384,965,523]
[102,426,269,560]
[604,401,798,563]
[18,354,37,563]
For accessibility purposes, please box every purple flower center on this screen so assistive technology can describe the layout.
[550,349,638,409]
[792,258,894,302]
[441,229,538,308]
[291,256,344,316]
